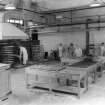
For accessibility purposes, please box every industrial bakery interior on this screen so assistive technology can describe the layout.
[1,0,105,105]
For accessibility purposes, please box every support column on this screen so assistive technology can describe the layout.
[85,19,90,56]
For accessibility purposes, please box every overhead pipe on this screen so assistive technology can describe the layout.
[58,14,105,22]
[45,19,105,27]
[17,8,41,14]
[26,14,105,27]
[38,25,105,34]
[32,15,105,29]
[39,14,105,27]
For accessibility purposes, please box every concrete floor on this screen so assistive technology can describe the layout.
[1,68,105,105]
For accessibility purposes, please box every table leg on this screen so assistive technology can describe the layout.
[77,77,80,99]
[25,74,29,88]
[84,74,88,92]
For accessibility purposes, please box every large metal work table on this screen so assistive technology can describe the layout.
[25,64,88,98]
[25,58,104,98]
[68,60,103,84]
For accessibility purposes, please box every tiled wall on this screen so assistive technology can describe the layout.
[39,29,105,53]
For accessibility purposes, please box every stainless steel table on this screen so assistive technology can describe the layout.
[25,64,88,98]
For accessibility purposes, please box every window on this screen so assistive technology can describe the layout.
[6,19,24,25]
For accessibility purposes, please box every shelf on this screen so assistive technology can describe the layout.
[29,84,86,95]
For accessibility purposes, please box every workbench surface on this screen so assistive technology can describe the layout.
[69,60,97,68]
[0,63,10,70]
[25,62,88,98]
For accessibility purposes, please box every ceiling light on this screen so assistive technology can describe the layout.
[90,3,101,7]
[56,15,63,19]
[35,24,38,25]
[5,3,16,10]
[89,0,102,7]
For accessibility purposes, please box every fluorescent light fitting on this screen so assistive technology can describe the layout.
[15,20,20,23]
[10,19,14,23]
[89,0,101,7]
[90,3,101,7]
[56,15,63,19]
[35,24,38,26]
[5,3,16,10]
[19,20,23,24]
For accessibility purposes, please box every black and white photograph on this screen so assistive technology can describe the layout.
[0,0,105,105]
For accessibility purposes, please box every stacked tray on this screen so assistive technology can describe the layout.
[31,45,41,61]
[0,45,17,64]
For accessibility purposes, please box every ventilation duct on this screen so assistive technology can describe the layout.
[16,0,31,9]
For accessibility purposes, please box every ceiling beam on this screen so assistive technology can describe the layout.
[40,5,105,14]
[17,7,41,14]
